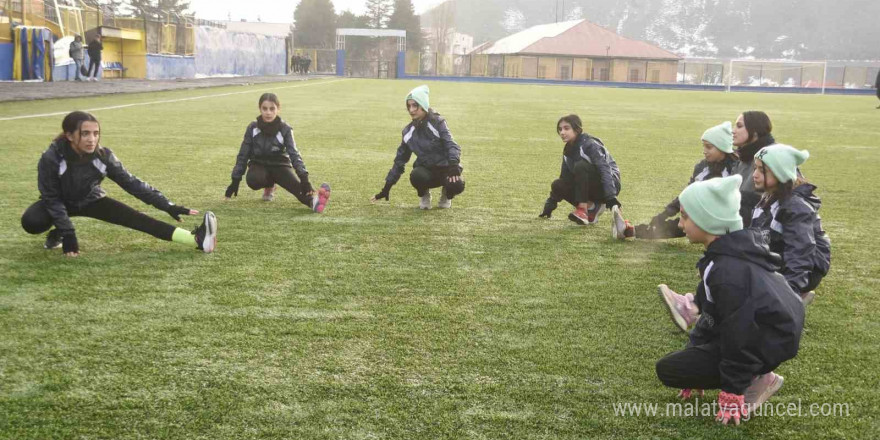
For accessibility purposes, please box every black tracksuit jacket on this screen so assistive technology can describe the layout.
[688,229,805,395]
[37,139,174,234]
[750,184,831,293]
[385,113,461,185]
[560,133,621,202]
[662,156,739,216]
[231,119,308,181]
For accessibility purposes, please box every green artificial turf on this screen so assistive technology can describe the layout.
[1,78,878,439]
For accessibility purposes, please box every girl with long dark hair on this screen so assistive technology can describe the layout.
[21,111,217,256]
[538,114,633,239]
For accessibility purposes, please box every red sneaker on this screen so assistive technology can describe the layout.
[568,208,589,225]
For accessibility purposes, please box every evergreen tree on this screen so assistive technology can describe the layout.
[365,0,393,29]
[294,0,337,49]
[128,0,190,18]
[387,0,423,52]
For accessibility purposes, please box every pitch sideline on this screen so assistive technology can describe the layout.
[0,78,352,122]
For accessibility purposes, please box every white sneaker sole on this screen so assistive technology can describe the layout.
[658,284,689,333]
[612,205,626,239]
[201,211,217,253]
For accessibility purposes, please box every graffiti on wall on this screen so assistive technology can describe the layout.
[195,26,286,77]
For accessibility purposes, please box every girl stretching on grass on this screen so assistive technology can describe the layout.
[21,111,217,256]
[224,93,330,213]
[750,144,831,304]
[655,175,804,426]
[537,114,633,240]
[371,85,464,209]
[634,121,739,239]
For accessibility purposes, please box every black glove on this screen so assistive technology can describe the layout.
[300,175,314,195]
[225,178,241,198]
[446,164,462,177]
[605,197,622,209]
[539,197,558,218]
[166,205,191,221]
[374,182,393,201]
[62,232,79,254]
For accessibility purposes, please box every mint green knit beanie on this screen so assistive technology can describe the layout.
[406,85,430,111]
[755,144,809,183]
[679,175,744,235]
[701,121,734,154]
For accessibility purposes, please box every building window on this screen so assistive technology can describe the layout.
[600,68,609,81]
[629,69,641,82]
[559,65,571,80]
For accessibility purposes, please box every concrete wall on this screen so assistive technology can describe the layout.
[194,26,285,77]
[146,54,195,79]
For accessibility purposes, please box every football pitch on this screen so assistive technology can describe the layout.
[1,78,877,439]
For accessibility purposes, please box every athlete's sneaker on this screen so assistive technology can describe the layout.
[568,208,589,225]
[262,185,276,201]
[800,290,816,306]
[44,229,62,249]
[438,187,452,209]
[313,183,331,213]
[586,202,605,224]
[193,211,217,253]
[419,190,432,210]
[745,372,784,408]
[658,284,699,332]
[611,205,634,239]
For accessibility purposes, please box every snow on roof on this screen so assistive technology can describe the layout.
[483,19,680,60]
[483,20,583,55]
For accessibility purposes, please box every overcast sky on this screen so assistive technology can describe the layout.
[189,0,441,22]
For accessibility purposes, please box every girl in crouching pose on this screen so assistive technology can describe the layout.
[655,175,804,426]
[371,85,465,209]
[634,121,739,239]
[225,93,330,213]
[21,111,217,256]
[538,114,633,240]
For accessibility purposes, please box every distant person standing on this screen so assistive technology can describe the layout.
[69,35,84,81]
[87,34,103,81]
[303,55,311,75]
[291,54,300,74]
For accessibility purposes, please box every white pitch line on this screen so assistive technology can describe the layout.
[0,78,351,122]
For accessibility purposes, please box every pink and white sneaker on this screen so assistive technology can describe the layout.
[313,183,331,213]
[657,284,699,332]
[262,185,276,201]
[745,372,784,409]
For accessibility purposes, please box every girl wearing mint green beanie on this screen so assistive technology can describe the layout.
[371,85,464,209]
[751,144,830,303]
[634,121,740,239]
